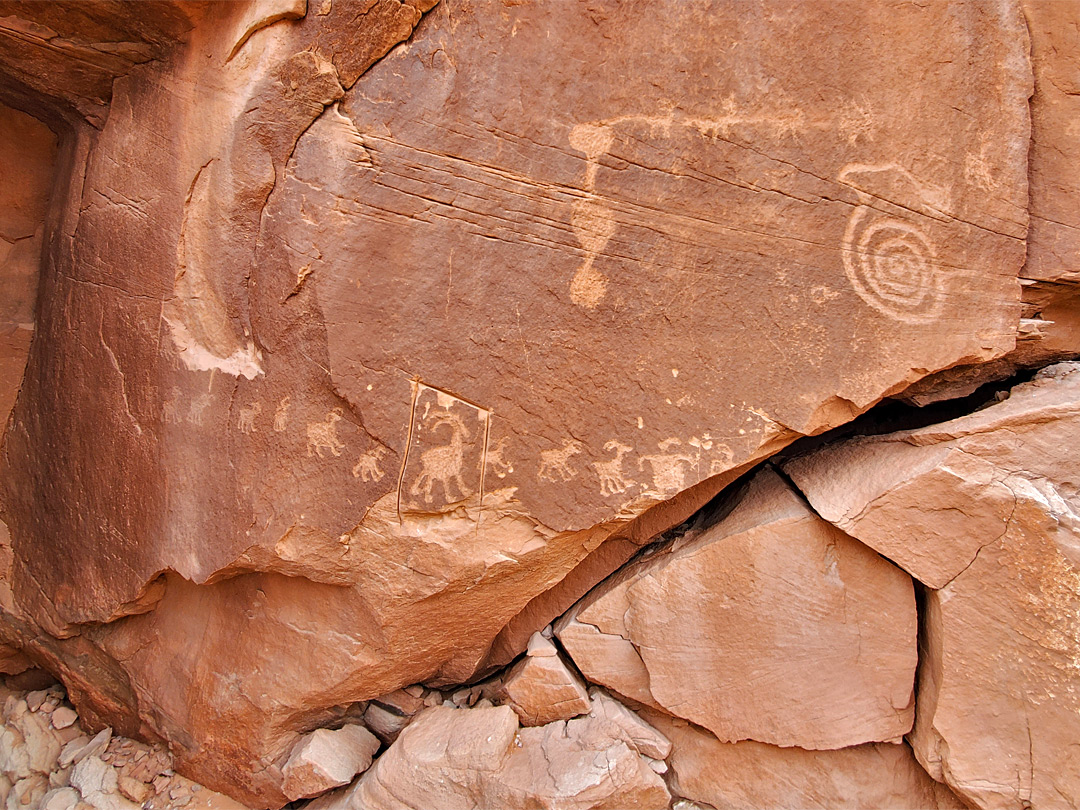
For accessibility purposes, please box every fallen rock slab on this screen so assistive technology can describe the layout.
[784,363,1080,809]
[557,467,917,750]
[499,634,590,726]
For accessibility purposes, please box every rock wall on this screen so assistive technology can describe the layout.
[0,0,1077,808]
[0,103,56,455]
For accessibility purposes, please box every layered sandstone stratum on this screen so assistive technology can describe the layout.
[0,0,1079,808]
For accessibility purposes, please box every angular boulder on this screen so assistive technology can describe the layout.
[281,724,380,801]
[499,633,590,727]
[316,702,670,810]
[556,468,918,750]
[785,363,1080,809]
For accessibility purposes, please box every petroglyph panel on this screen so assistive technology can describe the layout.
[299,0,1027,531]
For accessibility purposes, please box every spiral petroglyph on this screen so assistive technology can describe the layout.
[842,209,942,323]
[838,164,949,324]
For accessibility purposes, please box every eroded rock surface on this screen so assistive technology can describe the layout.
[786,363,1080,809]
[0,103,56,446]
[557,468,918,750]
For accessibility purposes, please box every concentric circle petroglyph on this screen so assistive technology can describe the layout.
[842,207,943,323]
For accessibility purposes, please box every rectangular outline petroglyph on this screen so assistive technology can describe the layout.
[395,378,493,526]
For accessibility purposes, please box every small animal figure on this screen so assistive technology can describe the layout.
[307,409,345,458]
[238,401,262,434]
[273,396,291,432]
[162,387,183,425]
[593,440,633,496]
[538,440,583,483]
[639,438,698,493]
[187,393,212,426]
[353,446,389,482]
[487,437,513,479]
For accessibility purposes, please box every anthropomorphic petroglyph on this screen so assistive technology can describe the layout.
[538,440,583,482]
[486,437,513,479]
[409,410,472,503]
[593,440,633,496]
[352,446,388,482]
[837,163,950,324]
[187,393,212,426]
[639,438,698,493]
[238,401,261,434]
[273,396,290,432]
[568,123,617,310]
[162,387,183,425]
[307,408,345,458]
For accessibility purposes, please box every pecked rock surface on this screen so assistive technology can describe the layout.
[0,0,1050,805]
[556,467,918,750]
[894,0,1080,405]
[785,363,1080,809]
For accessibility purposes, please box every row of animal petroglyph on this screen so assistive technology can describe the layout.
[160,384,739,506]
[161,387,392,484]
[538,435,734,498]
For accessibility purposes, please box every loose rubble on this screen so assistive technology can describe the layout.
[0,680,247,810]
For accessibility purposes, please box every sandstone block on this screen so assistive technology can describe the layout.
[646,711,964,810]
[558,468,917,749]
[60,730,111,770]
[51,709,77,731]
[361,705,409,746]
[281,724,380,801]
[10,773,48,809]
[115,775,150,804]
[586,689,671,762]
[11,707,61,775]
[42,787,79,810]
